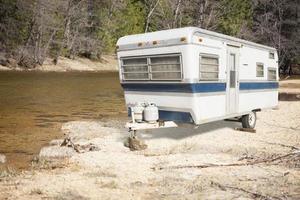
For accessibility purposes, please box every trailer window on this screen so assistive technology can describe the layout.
[121,54,182,81]
[269,52,275,59]
[122,57,149,80]
[256,63,264,77]
[150,56,181,80]
[199,55,219,80]
[268,68,276,80]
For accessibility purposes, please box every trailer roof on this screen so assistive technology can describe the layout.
[117,27,276,51]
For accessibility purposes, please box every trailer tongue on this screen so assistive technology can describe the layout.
[126,103,177,138]
[126,120,177,131]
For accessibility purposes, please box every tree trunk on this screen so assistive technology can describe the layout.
[40,29,57,65]
[145,0,160,33]
[54,0,72,65]
[173,0,182,28]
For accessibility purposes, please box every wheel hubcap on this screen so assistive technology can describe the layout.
[249,112,255,127]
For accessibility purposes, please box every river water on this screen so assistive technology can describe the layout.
[0,71,126,169]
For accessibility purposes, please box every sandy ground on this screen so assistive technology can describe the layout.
[0,55,118,72]
[37,55,118,72]
[0,100,299,199]
[0,65,14,71]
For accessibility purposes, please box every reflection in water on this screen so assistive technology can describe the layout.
[0,71,126,169]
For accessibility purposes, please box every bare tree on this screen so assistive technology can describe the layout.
[53,0,89,63]
[185,0,221,30]
[18,0,62,67]
[144,0,160,32]
[173,0,182,28]
[251,0,299,73]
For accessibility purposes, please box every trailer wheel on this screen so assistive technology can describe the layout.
[241,111,256,129]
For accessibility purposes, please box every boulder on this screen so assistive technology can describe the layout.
[62,121,117,141]
[0,154,6,164]
[125,137,147,151]
[39,146,76,159]
[49,139,64,146]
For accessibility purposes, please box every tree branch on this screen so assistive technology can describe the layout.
[153,151,300,170]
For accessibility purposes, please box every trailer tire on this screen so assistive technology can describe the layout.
[241,111,256,129]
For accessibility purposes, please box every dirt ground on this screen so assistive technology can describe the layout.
[0,99,299,200]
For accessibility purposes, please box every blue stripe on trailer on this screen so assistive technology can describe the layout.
[239,82,279,90]
[122,82,278,93]
[121,82,226,93]
[128,107,194,123]
[159,110,194,123]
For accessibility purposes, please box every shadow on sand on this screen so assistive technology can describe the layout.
[138,120,241,140]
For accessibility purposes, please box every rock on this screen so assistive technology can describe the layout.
[18,55,36,69]
[127,137,147,151]
[77,143,100,153]
[0,60,7,66]
[124,138,130,148]
[0,154,6,164]
[6,58,18,68]
[0,57,8,66]
[49,139,64,146]
[39,146,76,159]
[62,121,118,141]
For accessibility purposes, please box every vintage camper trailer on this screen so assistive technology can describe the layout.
[116,27,278,130]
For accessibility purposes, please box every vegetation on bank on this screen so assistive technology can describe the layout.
[0,0,299,73]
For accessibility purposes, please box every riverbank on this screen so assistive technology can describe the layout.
[0,101,299,199]
[0,71,125,170]
[0,55,118,72]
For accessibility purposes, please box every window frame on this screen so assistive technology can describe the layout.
[121,57,150,80]
[121,53,183,81]
[267,67,277,81]
[269,52,275,59]
[256,62,264,77]
[199,54,219,81]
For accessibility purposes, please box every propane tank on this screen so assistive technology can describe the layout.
[144,103,159,123]
[132,103,144,123]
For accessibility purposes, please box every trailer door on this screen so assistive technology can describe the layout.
[226,45,240,114]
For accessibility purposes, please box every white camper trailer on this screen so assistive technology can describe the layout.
[116,27,278,130]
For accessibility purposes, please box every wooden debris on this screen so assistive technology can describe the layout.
[211,181,282,200]
[235,127,256,133]
[283,171,290,176]
[154,150,300,170]
[237,154,254,161]
[259,140,300,150]
[60,137,100,153]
